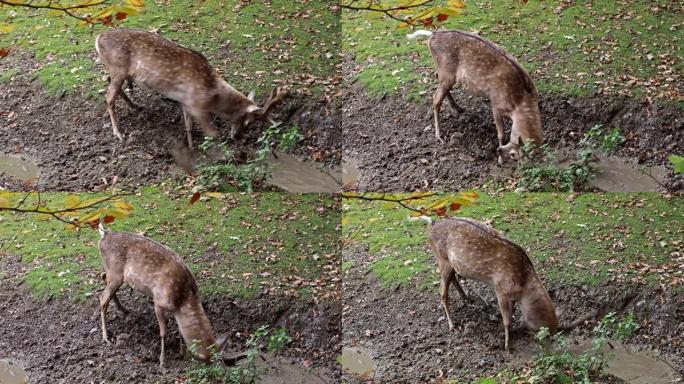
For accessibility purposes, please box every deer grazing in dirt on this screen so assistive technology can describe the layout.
[411,216,557,351]
[95,28,287,148]
[407,30,543,164]
[97,222,224,368]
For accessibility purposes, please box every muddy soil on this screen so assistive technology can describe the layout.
[341,248,684,383]
[342,80,684,192]
[0,255,341,383]
[0,52,341,192]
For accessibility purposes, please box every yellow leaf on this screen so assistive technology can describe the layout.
[64,195,81,208]
[434,7,462,16]
[204,192,223,199]
[0,24,14,33]
[448,0,466,8]
[341,217,348,226]
[0,197,10,208]
[113,201,134,211]
[126,0,145,8]
[99,208,130,218]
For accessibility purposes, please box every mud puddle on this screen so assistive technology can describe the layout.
[267,151,340,192]
[589,156,667,192]
[0,359,27,384]
[513,339,678,384]
[0,154,39,183]
[341,158,361,190]
[252,353,335,384]
[339,347,376,379]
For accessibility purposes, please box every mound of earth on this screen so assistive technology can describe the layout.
[341,249,684,383]
[0,53,341,192]
[0,255,341,383]
[342,81,683,192]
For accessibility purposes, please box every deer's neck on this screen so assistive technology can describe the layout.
[520,274,558,333]
[175,295,218,360]
[512,97,543,146]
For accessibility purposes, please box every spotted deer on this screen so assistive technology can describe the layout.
[407,30,543,164]
[97,223,223,368]
[95,28,287,148]
[411,216,557,351]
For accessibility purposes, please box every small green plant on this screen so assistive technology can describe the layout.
[669,154,684,174]
[580,124,626,153]
[195,137,269,193]
[185,326,291,384]
[195,123,302,193]
[517,138,595,192]
[256,122,303,155]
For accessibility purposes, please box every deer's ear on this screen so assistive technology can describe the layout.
[246,104,260,114]
[216,332,229,351]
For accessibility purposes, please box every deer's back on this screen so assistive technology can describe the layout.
[96,28,217,95]
[428,31,535,107]
[430,218,533,288]
[98,232,197,311]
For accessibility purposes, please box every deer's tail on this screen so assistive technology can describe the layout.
[98,219,107,239]
[407,215,434,225]
[407,30,434,40]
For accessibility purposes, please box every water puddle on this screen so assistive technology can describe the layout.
[340,347,376,379]
[341,158,361,189]
[0,359,28,384]
[244,353,333,384]
[266,151,340,193]
[589,156,667,192]
[0,154,39,183]
[513,339,677,384]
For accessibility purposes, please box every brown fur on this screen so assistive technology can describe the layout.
[95,28,286,148]
[418,30,543,163]
[98,231,218,367]
[428,217,557,351]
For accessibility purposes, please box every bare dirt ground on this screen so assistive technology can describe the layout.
[341,248,684,383]
[0,52,341,192]
[342,80,684,192]
[0,254,341,383]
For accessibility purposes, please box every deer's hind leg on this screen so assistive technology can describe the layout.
[436,256,457,330]
[99,275,124,343]
[118,78,141,110]
[154,304,168,370]
[432,75,456,142]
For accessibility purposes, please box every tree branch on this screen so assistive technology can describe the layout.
[341,0,435,23]
[0,0,109,22]
[342,192,440,214]
[1,192,132,227]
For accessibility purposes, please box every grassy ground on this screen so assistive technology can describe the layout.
[0,191,340,301]
[343,0,683,102]
[0,0,339,98]
[342,193,683,290]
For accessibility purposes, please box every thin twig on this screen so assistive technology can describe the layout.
[341,192,440,214]
[1,193,132,227]
[0,0,109,22]
[341,0,435,24]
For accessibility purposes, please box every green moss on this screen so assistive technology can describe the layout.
[343,193,683,290]
[343,0,682,101]
[1,0,339,98]
[1,192,340,301]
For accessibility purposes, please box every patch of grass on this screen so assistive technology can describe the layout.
[1,1,339,98]
[343,0,683,101]
[0,67,18,82]
[478,313,640,383]
[342,193,683,289]
[516,125,626,192]
[0,192,340,301]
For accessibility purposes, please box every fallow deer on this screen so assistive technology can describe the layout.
[95,28,286,148]
[407,30,543,164]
